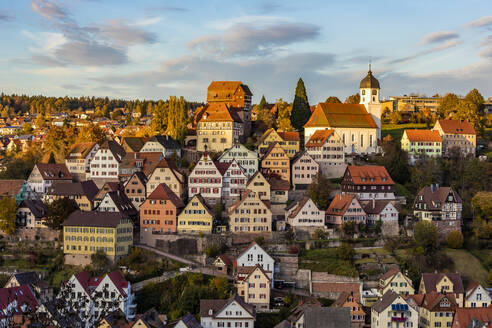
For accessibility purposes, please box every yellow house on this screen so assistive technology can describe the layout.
[419,273,464,307]
[379,268,415,296]
[260,142,290,183]
[257,128,300,158]
[177,194,214,234]
[236,265,271,310]
[246,171,270,201]
[407,292,457,328]
[146,158,185,199]
[228,189,272,233]
[63,210,133,266]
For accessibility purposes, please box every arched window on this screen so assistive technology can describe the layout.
[372,89,377,95]
[362,90,366,95]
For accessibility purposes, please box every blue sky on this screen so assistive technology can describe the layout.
[0,0,491,103]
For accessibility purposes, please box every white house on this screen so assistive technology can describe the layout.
[291,151,319,190]
[236,242,275,285]
[465,281,492,308]
[140,135,181,158]
[200,294,255,328]
[219,159,247,207]
[89,140,126,185]
[65,142,100,181]
[285,197,325,229]
[188,153,223,207]
[62,270,136,324]
[371,290,419,328]
[363,200,399,236]
[305,129,346,178]
[217,144,259,178]
[27,163,72,194]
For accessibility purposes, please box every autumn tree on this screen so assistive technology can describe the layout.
[151,101,168,134]
[257,95,266,113]
[465,88,485,114]
[472,192,492,222]
[290,78,311,130]
[344,93,360,104]
[437,93,460,118]
[445,230,464,249]
[45,198,78,230]
[453,100,484,135]
[166,96,188,143]
[414,221,438,255]
[307,173,332,210]
[277,102,294,131]
[0,197,17,234]
[325,96,341,103]
[77,123,106,145]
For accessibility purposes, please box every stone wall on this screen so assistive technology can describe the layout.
[382,221,399,237]
[0,228,60,242]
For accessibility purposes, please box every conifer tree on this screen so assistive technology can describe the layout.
[290,78,311,130]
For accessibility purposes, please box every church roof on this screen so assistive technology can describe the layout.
[304,103,377,129]
[360,69,380,89]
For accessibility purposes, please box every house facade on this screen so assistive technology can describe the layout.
[27,163,72,194]
[90,140,126,185]
[236,265,271,310]
[407,292,457,328]
[419,273,465,307]
[123,171,147,209]
[147,158,185,199]
[217,144,259,178]
[177,194,214,234]
[200,294,255,328]
[235,242,275,282]
[291,151,319,190]
[371,291,419,328]
[245,171,270,201]
[379,268,415,296]
[341,166,396,201]
[257,129,300,158]
[65,142,99,181]
[285,197,325,229]
[401,130,442,158]
[228,190,272,233]
[326,194,367,226]
[464,281,491,308]
[188,153,223,207]
[433,119,476,156]
[45,180,99,211]
[260,142,290,183]
[305,129,346,179]
[219,159,247,207]
[16,199,48,229]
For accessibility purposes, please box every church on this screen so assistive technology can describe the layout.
[304,67,382,155]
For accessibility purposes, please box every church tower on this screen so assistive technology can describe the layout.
[359,65,382,138]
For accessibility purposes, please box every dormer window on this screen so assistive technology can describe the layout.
[209,309,213,315]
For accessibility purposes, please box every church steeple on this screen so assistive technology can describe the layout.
[359,65,380,106]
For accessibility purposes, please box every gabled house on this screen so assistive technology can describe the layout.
[178,194,214,234]
[0,180,36,204]
[0,285,39,326]
[268,176,290,205]
[291,151,319,190]
[140,135,181,158]
[285,197,325,230]
[362,199,399,236]
[45,180,99,211]
[188,153,223,207]
[378,267,414,296]
[228,190,272,233]
[217,144,259,178]
[401,129,442,159]
[371,290,418,328]
[235,265,271,311]
[326,194,367,227]
[292,307,351,328]
[305,129,346,178]
[124,171,148,209]
[464,281,491,308]
[413,185,462,237]
[28,163,73,194]
[235,242,275,284]
[406,291,457,328]
[451,307,492,328]
[341,165,396,201]
[96,190,138,222]
[333,292,365,328]
[120,137,148,153]
[16,199,48,229]
[147,158,185,199]
[200,294,255,328]
[65,142,99,181]
[219,159,247,207]
[4,272,53,303]
[213,254,233,275]
[245,171,270,201]
[257,128,300,158]
[140,183,184,237]
[260,142,290,183]
[419,272,465,307]
[90,140,126,186]
[94,182,123,208]
[119,152,162,182]
[433,119,476,156]
[167,313,200,328]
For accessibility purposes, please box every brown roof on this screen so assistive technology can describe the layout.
[277,131,300,142]
[287,197,311,218]
[437,119,476,135]
[407,291,457,311]
[305,130,335,148]
[207,81,252,101]
[47,181,99,202]
[151,158,183,183]
[65,142,97,160]
[120,152,162,176]
[64,210,125,228]
[345,166,395,185]
[404,129,442,142]
[200,294,255,319]
[268,176,290,191]
[217,254,232,267]
[372,290,400,313]
[35,163,72,181]
[121,137,148,152]
[413,186,463,211]
[215,162,231,176]
[362,200,393,214]
[304,103,377,128]
[0,180,25,198]
[312,282,361,299]
[101,190,138,217]
[100,139,126,162]
[421,272,465,294]
[380,267,401,281]
[465,281,481,299]
[326,194,358,216]
[19,199,47,219]
[199,103,242,123]
[452,308,492,328]
[146,183,184,208]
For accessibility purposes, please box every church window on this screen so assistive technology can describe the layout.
[361,135,364,147]
[362,90,366,95]
[372,97,375,101]
[372,89,377,95]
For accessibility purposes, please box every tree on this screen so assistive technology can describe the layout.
[342,221,355,236]
[437,93,460,118]
[344,93,360,104]
[445,230,464,249]
[414,221,438,255]
[307,173,332,210]
[91,249,111,274]
[465,88,485,114]
[488,269,492,287]
[77,123,106,145]
[378,141,410,185]
[277,102,294,131]
[166,96,188,143]
[34,114,45,130]
[472,192,492,222]
[337,243,354,261]
[151,101,168,134]
[45,198,78,230]
[325,96,341,103]
[21,123,33,134]
[0,197,17,234]
[290,78,311,130]
[453,100,484,135]
[257,95,266,113]
[389,111,402,124]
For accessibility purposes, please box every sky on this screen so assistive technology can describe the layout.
[0,0,491,104]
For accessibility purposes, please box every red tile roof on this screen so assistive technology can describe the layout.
[346,166,394,185]
[147,183,184,208]
[452,307,492,328]
[304,103,377,128]
[437,119,476,135]
[404,129,442,142]
[305,129,335,148]
[277,131,300,141]
[326,194,357,215]
[199,103,242,123]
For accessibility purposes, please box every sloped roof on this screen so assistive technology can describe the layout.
[362,200,393,214]
[65,142,97,160]
[0,286,39,316]
[268,176,290,190]
[404,129,442,142]
[149,135,181,150]
[380,267,400,281]
[170,313,201,328]
[305,130,336,148]
[18,199,47,219]
[421,272,464,294]
[100,140,126,162]
[277,131,300,142]
[187,194,214,217]
[302,307,351,328]
[407,291,456,311]
[64,210,125,228]
[146,183,184,208]
[326,194,357,216]
[436,119,476,135]
[35,163,72,181]
[287,197,311,218]
[120,152,162,176]
[0,180,25,198]
[304,103,377,128]
[414,186,462,211]
[465,281,481,299]
[452,308,492,328]
[121,137,148,152]
[372,290,399,313]
[200,293,255,319]
[199,103,243,123]
[345,166,394,185]
[207,81,252,101]
[103,191,138,216]
[48,180,99,202]
[11,272,42,287]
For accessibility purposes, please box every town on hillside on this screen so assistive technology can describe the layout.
[0,70,490,328]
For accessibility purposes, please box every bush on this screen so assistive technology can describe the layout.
[337,243,354,261]
[446,231,464,249]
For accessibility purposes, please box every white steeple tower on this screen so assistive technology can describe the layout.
[359,64,382,138]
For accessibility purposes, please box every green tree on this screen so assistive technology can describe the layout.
[437,93,460,118]
[472,192,492,222]
[414,221,438,255]
[48,152,56,164]
[91,249,110,274]
[337,243,355,261]
[0,197,17,234]
[378,141,410,185]
[342,221,355,236]
[389,111,402,124]
[290,78,311,130]
[166,96,188,143]
[344,93,360,104]
[445,230,464,249]
[45,198,78,230]
[307,173,332,210]
[21,123,33,134]
[325,96,341,103]
[465,88,485,114]
[257,95,266,113]
[488,269,492,287]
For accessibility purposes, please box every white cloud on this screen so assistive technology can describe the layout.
[466,16,492,28]
[130,17,163,26]
[422,31,459,44]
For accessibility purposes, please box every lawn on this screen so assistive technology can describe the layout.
[382,123,429,142]
[444,248,488,286]
[355,247,391,256]
[298,248,358,277]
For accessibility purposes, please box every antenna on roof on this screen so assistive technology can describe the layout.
[369,61,372,73]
